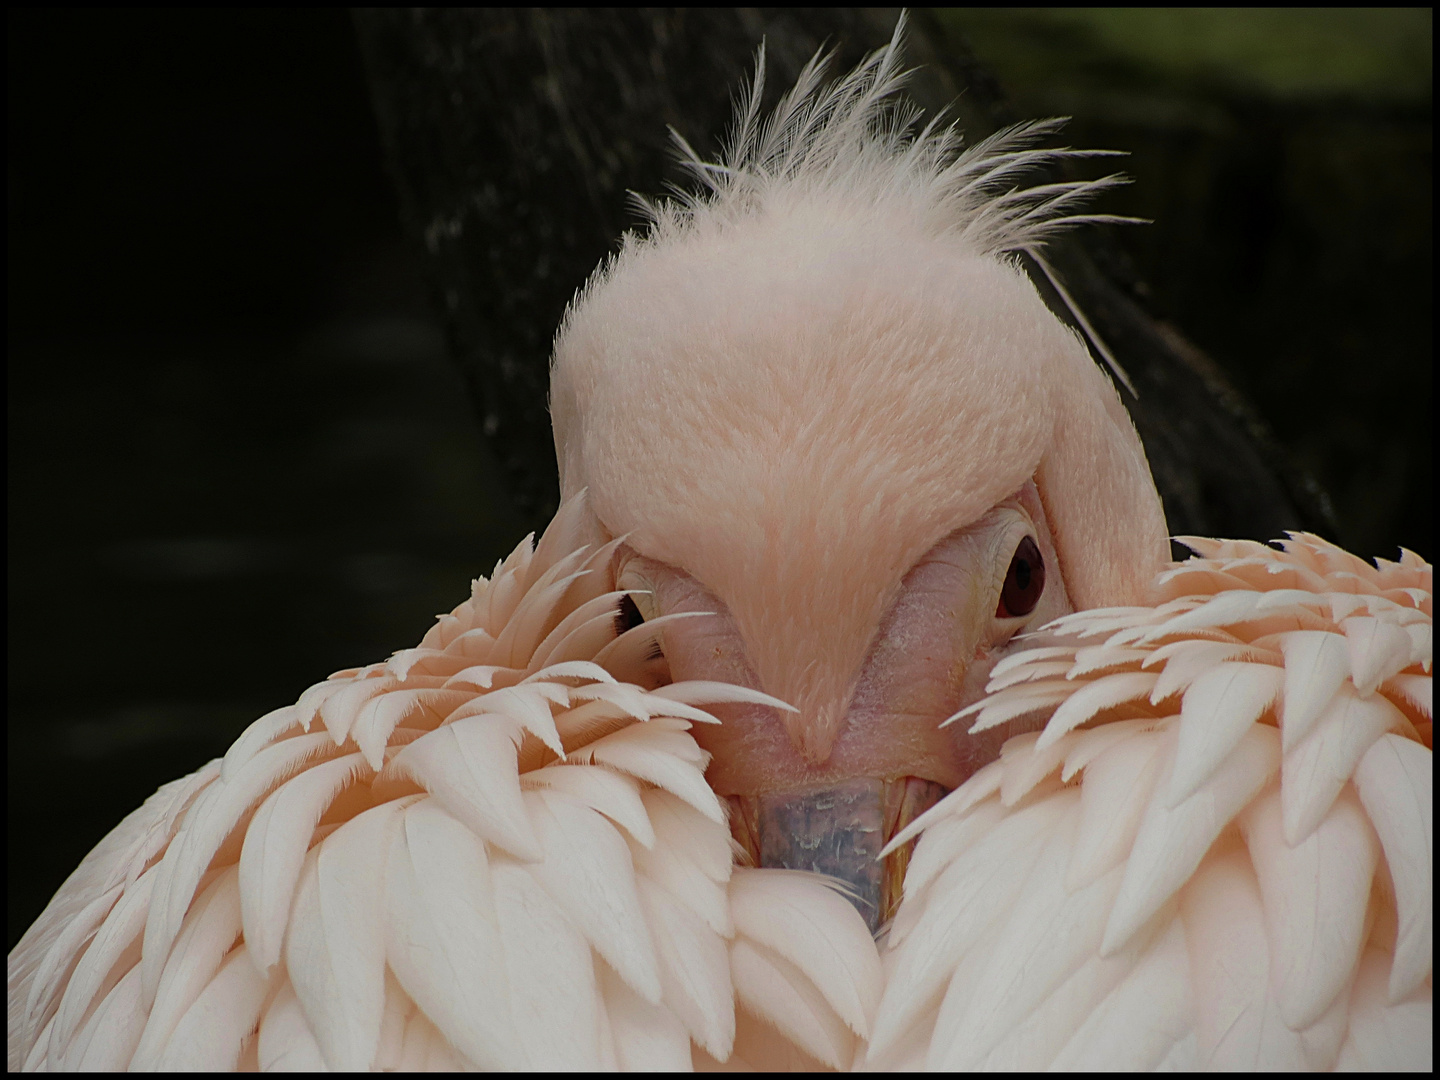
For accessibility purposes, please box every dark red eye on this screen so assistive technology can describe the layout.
[997,537,1045,618]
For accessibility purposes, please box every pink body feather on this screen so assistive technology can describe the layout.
[8,17,1430,1072]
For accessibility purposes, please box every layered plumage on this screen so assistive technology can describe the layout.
[8,494,884,1071]
[11,524,1428,1071]
[867,534,1431,1071]
[9,17,1433,1074]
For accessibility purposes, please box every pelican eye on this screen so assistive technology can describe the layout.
[997,536,1045,618]
[615,593,646,635]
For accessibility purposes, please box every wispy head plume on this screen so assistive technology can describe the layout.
[631,13,1136,261]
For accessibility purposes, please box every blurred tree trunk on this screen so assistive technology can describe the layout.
[353,8,1335,546]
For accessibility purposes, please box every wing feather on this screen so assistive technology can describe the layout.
[534,608,626,670]
[1049,917,1192,1070]
[490,859,602,1069]
[285,801,402,1070]
[491,561,591,668]
[1059,717,1152,780]
[598,962,692,1071]
[384,715,541,860]
[1342,615,1417,695]
[1281,682,1404,845]
[730,938,855,1069]
[1278,631,1351,749]
[728,867,881,1038]
[1353,733,1433,1001]
[398,1007,467,1070]
[900,799,1006,904]
[867,794,1066,1059]
[318,677,396,747]
[1383,672,1432,719]
[350,688,473,769]
[959,680,1073,732]
[882,759,1003,855]
[131,866,243,1069]
[522,763,655,847]
[239,752,372,972]
[220,705,301,781]
[583,725,725,825]
[446,684,567,756]
[635,875,734,1060]
[368,970,413,1071]
[49,866,155,1051]
[1167,662,1282,806]
[927,812,1126,1070]
[143,732,338,1002]
[1065,728,1167,891]
[998,732,1069,806]
[14,753,199,1047]
[968,924,1144,1070]
[62,964,145,1072]
[570,680,721,726]
[1101,725,1279,955]
[529,590,631,671]
[522,788,662,1004]
[649,680,798,712]
[256,983,328,1071]
[1333,946,1433,1071]
[19,882,122,1054]
[382,798,517,1069]
[1239,786,1378,1030]
[1037,672,1159,748]
[151,944,274,1071]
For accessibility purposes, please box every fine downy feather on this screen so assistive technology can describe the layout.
[867,533,1431,1071]
[8,491,883,1072]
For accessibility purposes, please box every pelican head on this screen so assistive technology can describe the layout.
[549,23,1169,927]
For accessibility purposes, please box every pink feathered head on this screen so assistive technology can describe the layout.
[550,18,1170,759]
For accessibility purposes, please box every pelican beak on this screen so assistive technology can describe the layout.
[725,777,948,932]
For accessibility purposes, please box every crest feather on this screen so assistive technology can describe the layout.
[632,13,1134,262]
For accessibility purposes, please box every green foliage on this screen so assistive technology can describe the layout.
[939,8,1432,106]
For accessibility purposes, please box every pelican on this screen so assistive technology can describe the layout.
[8,20,1431,1072]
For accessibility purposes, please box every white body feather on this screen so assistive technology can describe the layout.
[8,494,882,1072]
[8,18,1431,1071]
[9,517,1429,1071]
[867,534,1432,1072]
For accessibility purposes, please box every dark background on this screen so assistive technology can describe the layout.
[7,9,1430,950]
